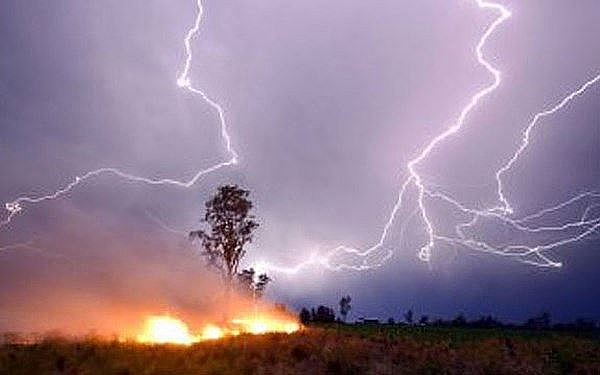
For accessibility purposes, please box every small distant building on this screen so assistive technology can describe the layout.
[356,317,380,325]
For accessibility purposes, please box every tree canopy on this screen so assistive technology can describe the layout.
[190,185,268,296]
[339,295,352,322]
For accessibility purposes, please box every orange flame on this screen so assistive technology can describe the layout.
[134,313,300,345]
[136,316,196,345]
[231,317,300,335]
[199,324,226,341]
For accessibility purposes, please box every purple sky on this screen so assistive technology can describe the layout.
[1,0,599,331]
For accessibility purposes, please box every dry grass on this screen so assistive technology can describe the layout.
[1,325,600,374]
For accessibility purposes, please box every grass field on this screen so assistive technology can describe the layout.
[2,325,600,374]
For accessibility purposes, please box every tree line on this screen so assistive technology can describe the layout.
[299,296,599,331]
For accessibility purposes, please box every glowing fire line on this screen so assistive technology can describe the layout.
[134,314,300,345]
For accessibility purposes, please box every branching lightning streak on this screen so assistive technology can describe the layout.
[1,0,236,230]
[0,240,40,255]
[408,0,511,264]
[254,0,511,273]
[145,210,189,236]
[2,0,598,273]
[0,239,77,267]
[429,71,600,267]
[257,0,600,274]
[492,74,600,215]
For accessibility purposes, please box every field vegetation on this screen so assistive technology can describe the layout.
[2,324,600,374]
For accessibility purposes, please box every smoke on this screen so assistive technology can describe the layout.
[1,0,599,324]
[0,206,289,337]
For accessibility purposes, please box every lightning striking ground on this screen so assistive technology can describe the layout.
[1,0,236,230]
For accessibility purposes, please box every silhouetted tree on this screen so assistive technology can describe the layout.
[473,315,502,328]
[574,318,596,331]
[419,315,429,326]
[299,308,311,325]
[312,305,336,323]
[339,295,352,322]
[432,318,446,327]
[237,268,271,299]
[525,312,551,330]
[190,185,263,295]
[452,313,467,327]
[404,309,414,325]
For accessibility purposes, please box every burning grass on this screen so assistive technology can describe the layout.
[2,325,600,374]
[133,313,300,345]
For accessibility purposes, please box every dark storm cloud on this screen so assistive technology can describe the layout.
[0,0,599,331]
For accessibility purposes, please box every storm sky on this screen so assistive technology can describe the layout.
[1,0,599,331]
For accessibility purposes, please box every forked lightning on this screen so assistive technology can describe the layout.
[2,0,599,273]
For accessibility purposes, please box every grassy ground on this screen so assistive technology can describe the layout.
[1,325,600,374]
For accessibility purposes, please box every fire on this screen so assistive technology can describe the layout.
[133,313,300,345]
[136,316,196,345]
[232,317,300,335]
[200,324,225,340]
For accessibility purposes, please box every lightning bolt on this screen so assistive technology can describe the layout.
[1,0,236,230]
[435,73,600,267]
[144,209,190,236]
[2,0,598,274]
[492,75,600,215]
[256,0,600,274]
[0,240,40,255]
[0,239,77,268]
[407,0,511,263]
